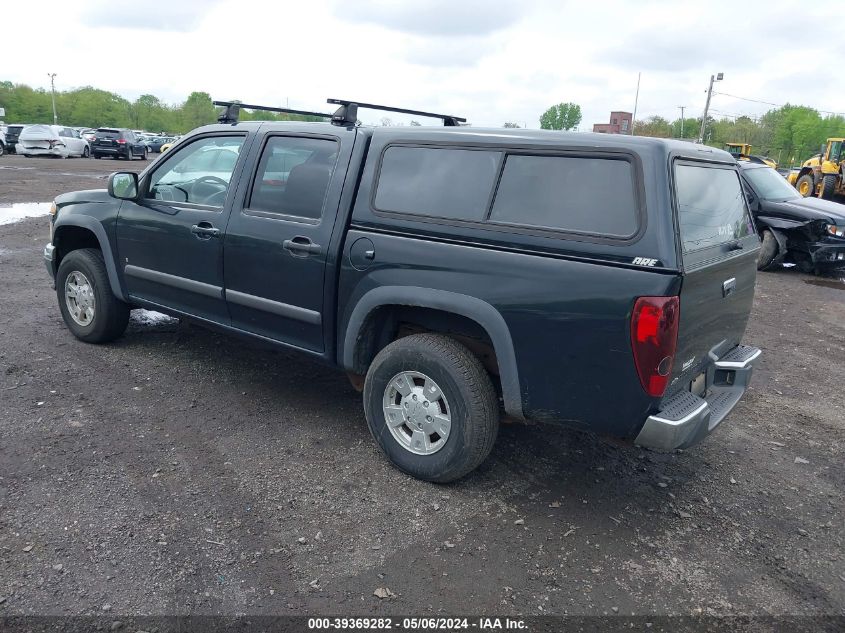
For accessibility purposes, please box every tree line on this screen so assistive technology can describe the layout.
[633,106,845,167]
[4,81,841,167]
[0,81,324,134]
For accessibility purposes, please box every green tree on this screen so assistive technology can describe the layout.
[633,116,671,138]
[179,91,216,131]
[539,103,581,131]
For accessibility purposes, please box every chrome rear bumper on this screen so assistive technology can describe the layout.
[635,345,761,451]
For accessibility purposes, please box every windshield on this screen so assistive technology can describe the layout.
[830,140,843,162]
[743,166,800,202]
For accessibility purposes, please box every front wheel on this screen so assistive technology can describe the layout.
[796,174,815,197]
[56,248,129,343]
[363,333,499,483]
[139,147,147,161]
[820,174,837,200]
[757,229,779,270]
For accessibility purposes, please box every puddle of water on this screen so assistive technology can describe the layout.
[804,278,845,291]
[0,202,52,225]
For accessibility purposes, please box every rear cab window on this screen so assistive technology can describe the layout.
[674,161,754,257]
[372,145,641,240]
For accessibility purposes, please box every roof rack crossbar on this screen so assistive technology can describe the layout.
[213,100,333,124]
[327,98,466,126]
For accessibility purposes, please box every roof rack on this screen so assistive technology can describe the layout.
[327,98,466,127]
[213,99,467,128]
[213,101,333,125]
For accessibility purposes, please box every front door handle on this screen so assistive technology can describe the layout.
[191,222,220,239]
[723,277,736,297]
[283,236,322,257]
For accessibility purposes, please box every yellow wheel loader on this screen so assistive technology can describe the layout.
[724,142,777,169]
[786,138,845,199]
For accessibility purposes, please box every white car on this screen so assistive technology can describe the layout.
[15,125,90,158]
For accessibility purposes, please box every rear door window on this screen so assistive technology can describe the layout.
[675,163,752,253]
[248,136,339,221]
[489,155,639,237]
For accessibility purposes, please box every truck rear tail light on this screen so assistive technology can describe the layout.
[631,296,680,397]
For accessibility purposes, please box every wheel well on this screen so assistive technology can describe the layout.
[798,168,814,179]
[54,226,101,266]
[352,305,500,379]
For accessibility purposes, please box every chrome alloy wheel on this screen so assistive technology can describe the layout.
[383,371,452,455]
[65,271,96,326]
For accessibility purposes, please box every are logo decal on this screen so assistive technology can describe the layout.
[632,257,659,267]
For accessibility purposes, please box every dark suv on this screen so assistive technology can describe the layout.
[4,124,28,153]
[42,100,762,482]
[90,128,148,160]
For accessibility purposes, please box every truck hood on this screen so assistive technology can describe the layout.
[55,189,111,206]
[760,197,845,225]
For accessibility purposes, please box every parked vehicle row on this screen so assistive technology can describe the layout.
[1,124,179,158]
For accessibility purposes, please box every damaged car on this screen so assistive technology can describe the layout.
[739,161,845,274]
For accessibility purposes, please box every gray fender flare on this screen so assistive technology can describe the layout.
[53,215,127,302]
[343,286,524,419]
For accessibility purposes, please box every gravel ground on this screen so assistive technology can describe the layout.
[0,155,843,619]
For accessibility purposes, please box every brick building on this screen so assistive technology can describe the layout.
[592,111,632,134]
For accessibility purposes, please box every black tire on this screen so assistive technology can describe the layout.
[124,147,133,160]
[0,143,4,156]
[93,153,101,159]
[796,174,815,198]
[139,147,147,161]
[82,146,90,158]
[363,333,499,483]
[56,248,129,343]
[757,230,779,271]
[821,174,837,200]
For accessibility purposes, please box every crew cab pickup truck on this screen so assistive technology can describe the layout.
[43,102,762,482]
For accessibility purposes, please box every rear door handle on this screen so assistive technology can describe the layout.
[191,222,220,239]
[283,236,322,256]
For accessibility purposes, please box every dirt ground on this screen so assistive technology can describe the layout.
[0,155,843,620]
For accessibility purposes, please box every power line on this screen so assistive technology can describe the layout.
[712,91,845,117]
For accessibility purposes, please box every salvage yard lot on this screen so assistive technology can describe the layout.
[0,155,843,616]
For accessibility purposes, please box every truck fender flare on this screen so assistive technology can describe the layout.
[343,286,524,419]
[53,215,127,302]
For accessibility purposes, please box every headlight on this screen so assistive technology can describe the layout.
[827,224,845,238]
[49,201,57,216]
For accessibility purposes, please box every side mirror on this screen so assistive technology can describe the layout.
[108,172,139,200]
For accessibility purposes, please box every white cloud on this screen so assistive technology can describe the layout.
[4,0,844,131]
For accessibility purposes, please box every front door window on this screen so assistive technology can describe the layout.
[147,136,245,207]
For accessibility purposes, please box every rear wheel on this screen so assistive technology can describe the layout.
[363,333,499,483]
[56,248,129,343]
[757,230,779,271]
[93,153,101,159]
[821,174,837,200]
[796,174,815,197]
[82,146,90,158]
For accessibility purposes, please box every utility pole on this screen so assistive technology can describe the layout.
[631,72,641,135]
[47,73,58,124]
[698,72,722,143]
[678,106,685,138]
